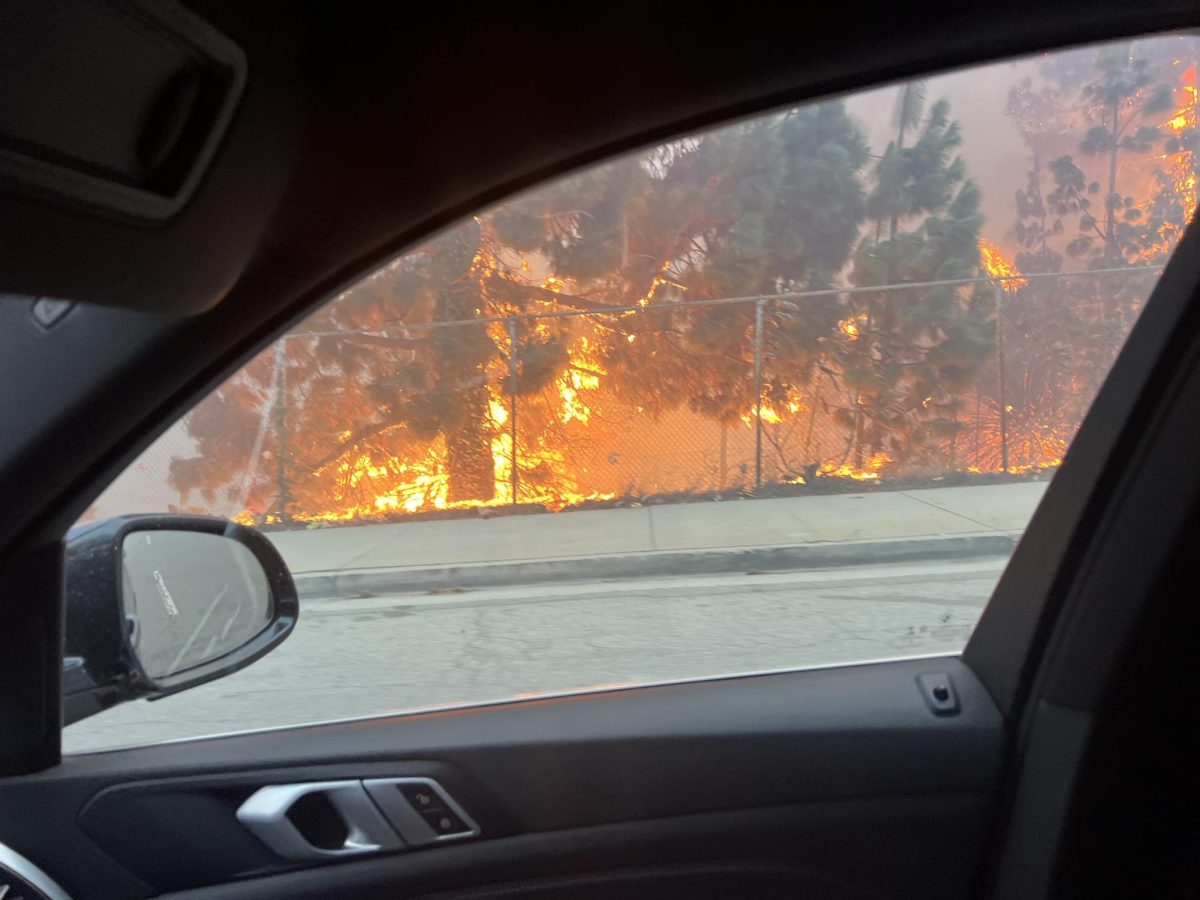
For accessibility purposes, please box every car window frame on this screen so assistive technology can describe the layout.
[65,33,1200,749]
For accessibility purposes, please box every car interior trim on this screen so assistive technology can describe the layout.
[0,837,73,900]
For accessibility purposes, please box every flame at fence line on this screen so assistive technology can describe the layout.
[247,329,619,525]
[242,254,1046,526]
[170,45,1200,529]
[226,233,1195,525]
[816,453,893,482]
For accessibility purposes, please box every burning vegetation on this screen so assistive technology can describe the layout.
[163,37,1199,527]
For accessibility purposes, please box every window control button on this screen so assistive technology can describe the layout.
[422,807,469,836]
[400,784,444,812]
[917,672,960,716]
[362,777,480,843]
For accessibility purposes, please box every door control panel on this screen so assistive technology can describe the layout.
[237,776,479,861]
[363,777,480,844]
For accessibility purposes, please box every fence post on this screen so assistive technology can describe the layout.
[974,387,981,469]
[994,285,1009,473]
[273,338,290,524]
[753,297,765,491]
[718,423,727,491]
[506,316,519,504]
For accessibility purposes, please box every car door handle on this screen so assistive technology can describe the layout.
[236,780,404,860]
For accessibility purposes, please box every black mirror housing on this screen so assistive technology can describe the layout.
[63,515,298,727]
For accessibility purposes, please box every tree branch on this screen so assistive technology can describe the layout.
[305,371,498,472]
[305,420,409,473]
[512,280,612,311]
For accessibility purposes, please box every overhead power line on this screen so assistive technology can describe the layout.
[286,264,1164,339]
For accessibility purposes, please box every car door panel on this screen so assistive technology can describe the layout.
[159,801,981,900]
[0,657,999,897]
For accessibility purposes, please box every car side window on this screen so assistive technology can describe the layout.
[67,34,1200,751]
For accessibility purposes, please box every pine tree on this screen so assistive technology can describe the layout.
[997,161,1089,468]
[1043,44,1175,274]
[831,90,994,468]
[495,101,871,448]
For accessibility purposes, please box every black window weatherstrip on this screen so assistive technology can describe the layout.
[974,219,1200,898]
[953,217,1200,897]
[962,217,1200,722]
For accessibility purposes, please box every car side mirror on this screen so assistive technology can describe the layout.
[63,515,298,727]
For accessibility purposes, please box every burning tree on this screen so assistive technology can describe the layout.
[165,35,1199,522]
[169,101,874,520]
[1008,39,1198,271]
[827,86,995,470]
[506,102,872,427]
[986,37,1200,470]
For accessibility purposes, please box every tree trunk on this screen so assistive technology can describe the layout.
[1104,101,1120,269]
[1100,105,1122,321]
[885,85,912,284]
[445,386,496,503]
[445,385,495,503]
[848,392,865,470]
[273,341,290,523]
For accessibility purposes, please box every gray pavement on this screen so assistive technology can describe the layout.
[267,482,1047,596]
[65,556,1008,753]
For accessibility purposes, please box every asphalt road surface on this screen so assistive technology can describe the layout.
[65,556,1009,753]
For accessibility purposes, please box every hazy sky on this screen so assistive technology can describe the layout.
[846,54,1040,253]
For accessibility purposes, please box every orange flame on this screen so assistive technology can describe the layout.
[838,313,867,339]
[281,330,617,524]
[1166,64,1198,241]
[556,336,606,425]
[741,391,805,428]
[818,452,892,482]
[243,242,1087,524]
[978,240,1026,292]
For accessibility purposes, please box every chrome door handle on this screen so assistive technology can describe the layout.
[236,780,403,860]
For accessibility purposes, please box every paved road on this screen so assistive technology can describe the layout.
[64,556,1009,753]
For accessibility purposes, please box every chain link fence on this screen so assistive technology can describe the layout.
[85,267,1159,524]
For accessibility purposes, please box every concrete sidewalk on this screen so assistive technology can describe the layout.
[270,481,1048,598]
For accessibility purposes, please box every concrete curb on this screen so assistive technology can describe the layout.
[292,531,1021,600]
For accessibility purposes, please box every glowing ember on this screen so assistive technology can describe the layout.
[838,313,867,339]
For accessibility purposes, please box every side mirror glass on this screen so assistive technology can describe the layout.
[120,530,274,679]
[64,516,298,726]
